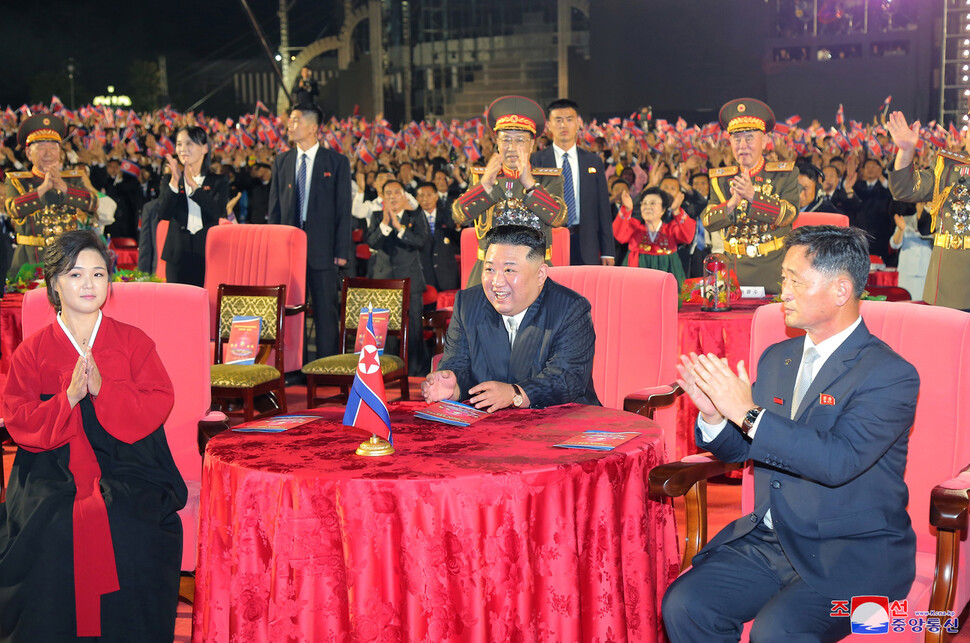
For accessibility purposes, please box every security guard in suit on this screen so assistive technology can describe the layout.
[701,99,799,294]
[452,95,567,287]
[4,113,98,281]
[887,110,970,310]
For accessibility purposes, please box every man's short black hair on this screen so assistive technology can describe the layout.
[382,179,404,195]
[797,162,823,184]
[547,98,580,114]
[483,225,546,262]
[292,103,324,127]
[415,181,436,193]
[784,225,870,297]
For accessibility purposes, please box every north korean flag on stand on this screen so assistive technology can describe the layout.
[343,308,392,443]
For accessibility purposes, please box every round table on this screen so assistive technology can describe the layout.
[192,402,679,643]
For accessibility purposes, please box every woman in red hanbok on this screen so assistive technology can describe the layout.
[0,230,184,642]
[613,186,696,286]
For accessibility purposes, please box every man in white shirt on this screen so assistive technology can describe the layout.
[268,103,351,359]
[531,99,614,266]
[663,225,919,641]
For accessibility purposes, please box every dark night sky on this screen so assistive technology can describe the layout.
[0,0,341,110]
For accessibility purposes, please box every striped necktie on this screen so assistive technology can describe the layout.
[562,153,577,226]
[297,153,308,227]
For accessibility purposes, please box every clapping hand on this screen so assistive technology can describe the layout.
[422,370,458,403]
[67,355,88,407]
[85,349,102,397]
[164,154,181,189]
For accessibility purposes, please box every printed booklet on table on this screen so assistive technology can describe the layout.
[232,415,318,433]
[554,430,641,451]
[414,400,489,427]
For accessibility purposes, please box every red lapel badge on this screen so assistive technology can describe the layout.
[819,394,835,406]
[324,171,332,177]
[773,397,784,405]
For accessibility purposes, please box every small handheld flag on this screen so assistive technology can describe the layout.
[343,307,393,445]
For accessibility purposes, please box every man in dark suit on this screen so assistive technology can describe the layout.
[269,103,351,360]
[416,181,460,293]
[422,225,599,412]
[532,99,614,266]
[663,225,919,641]
[291,66,319,106]
[852,158,895,263]
[366,179,430,375]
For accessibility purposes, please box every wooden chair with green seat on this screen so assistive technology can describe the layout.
[210,284,287,423]
[302,277,410,408]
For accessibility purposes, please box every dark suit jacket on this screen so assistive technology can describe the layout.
[268,145,351,270]
[365,208,430,293]
[157,173,229,264]
[695,320,919,599]
[420,205,460,291]
[438,278,600,408]
[532,146,613,264]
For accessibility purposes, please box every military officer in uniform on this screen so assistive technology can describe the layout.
[452,95,567,287]
[886,110,970,310]
[4,113,98,281]
[701,99,799,294]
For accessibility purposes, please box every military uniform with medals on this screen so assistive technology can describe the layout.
[452,96,567,287]
[701,99,799,294]
[3,114,98,281]
[889,149,970,309]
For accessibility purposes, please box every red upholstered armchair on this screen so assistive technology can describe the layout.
[204,225,307,373]
[21,283,226,572]
[546,265,681,460]
[792,211,850,228]
[650,301,970,642]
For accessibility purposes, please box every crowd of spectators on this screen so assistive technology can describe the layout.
[0,99,955,293]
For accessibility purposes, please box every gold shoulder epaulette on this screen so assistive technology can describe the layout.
[4,171,35,180]
[938,149,970,165]
[531,167,562,176]
[710,166,739,178]
[61,169,87,178]
[470,166,486,175]
[765,161,795,172]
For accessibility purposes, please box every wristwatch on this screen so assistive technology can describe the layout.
[511,384,524,408]
[741,406,764,436]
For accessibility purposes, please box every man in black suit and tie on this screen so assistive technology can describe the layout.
[269,103,351,360]
[422,225,599,412]
[366,179,430,375]
[416,181,460,293]
[663,226,919,641]
[532,99,614,266]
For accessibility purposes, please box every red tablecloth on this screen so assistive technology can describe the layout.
[675,299,772,458]
[867,270,899,287]
[0,293,24,378]
[193,402,679,643]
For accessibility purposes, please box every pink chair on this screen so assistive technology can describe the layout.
[547,265,680,460]
[460,226,571,287]
[650,301,970,642]
[21,282,224,572]
[793,211,850,228]
[155,219,168,281]
[204,225,307,373]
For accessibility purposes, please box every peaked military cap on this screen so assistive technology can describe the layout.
[719,98,776,134]
[18,113,66,147]
[486,95,545,139]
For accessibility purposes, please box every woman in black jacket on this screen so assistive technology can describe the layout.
[157,126,228,286]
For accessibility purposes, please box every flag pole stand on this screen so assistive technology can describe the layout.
[356,434,394,456]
